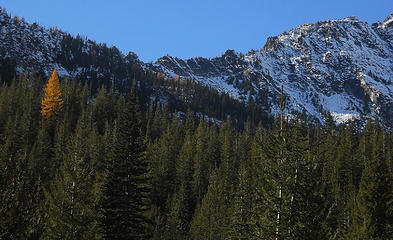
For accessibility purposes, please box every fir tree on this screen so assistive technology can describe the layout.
[330,126,357,238]
[164,183,191,240]
[192,118,209,204]
[349,129,393,239]
[191,170,227,240]
[226,158,257,240]
[42,111,103,240]
[102,89,149,239]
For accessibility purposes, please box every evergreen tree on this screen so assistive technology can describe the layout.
[192,118,209,204]
[176,132,195,213]
[330,126,357,239]
[287,121,325,239]
[191,170,228,240]
[42,111,103,240]
[253,87,293,240]
[102,89,149,239]
[164,183,191,240]
[226,158,257,240]
[0,113,30,239]
[349,128,393,239]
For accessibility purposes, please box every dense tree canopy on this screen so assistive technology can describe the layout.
[0,70,392,240]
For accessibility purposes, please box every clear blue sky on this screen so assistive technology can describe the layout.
[1,0,392,62]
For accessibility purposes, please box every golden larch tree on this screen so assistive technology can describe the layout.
[41,69,64,121]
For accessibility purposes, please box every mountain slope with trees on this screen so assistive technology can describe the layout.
[0,71,392,239]
[1,7,393,125]
[0,7,393,240]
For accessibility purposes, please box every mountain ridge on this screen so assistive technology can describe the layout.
[148,14,393,124]
[1,7,393,125]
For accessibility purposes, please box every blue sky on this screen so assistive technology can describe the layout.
[1,0,392,62]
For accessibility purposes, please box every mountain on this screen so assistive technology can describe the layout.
[1,7,393,125]
[149,14,393,124]
[0,7,143,91]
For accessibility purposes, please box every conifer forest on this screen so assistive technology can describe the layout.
[0,66,392,240]
[1,3,393,239]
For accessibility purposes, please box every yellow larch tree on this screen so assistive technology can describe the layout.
[41,69,64,121]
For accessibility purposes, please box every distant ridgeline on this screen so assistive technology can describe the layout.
[1,7,393,125]
[0,8,270,127]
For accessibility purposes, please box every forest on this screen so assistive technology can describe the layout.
[0,68,392,240]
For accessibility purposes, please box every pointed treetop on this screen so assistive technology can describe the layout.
[41,68,64,121]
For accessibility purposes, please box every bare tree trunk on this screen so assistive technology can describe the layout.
[71,151,77,239]
[276,85,285,240]
[288,166,298,238]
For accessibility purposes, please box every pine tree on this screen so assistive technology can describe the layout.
[41,69,64,122]
[330,126,357,238]
[253,87,292,240]
[176,132,195,213]
[191,170,228,240]
[26,123,54,239]
[319,117,338,238]
[0,114,30,239]
[218,118,237,187]
[287,121,325,239]
[150,114,182,207]
[42,111,103,240]
[192,118,209,204]
[102,89,149,239]
[164,183,191,240]
[349,128,393,239]
[226,158,257,240]
[205,123,220,171]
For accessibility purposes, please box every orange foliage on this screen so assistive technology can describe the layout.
[41,69,64,121]
[174,75,180,83]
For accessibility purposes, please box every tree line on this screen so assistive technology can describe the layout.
[0,71,392,239]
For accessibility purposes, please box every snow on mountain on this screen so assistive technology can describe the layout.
[1,6,393,125]
[149,14,393,124]
[0,9,68,76]
[0,7,141,84]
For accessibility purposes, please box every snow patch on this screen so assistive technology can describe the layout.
[331,112,360,124]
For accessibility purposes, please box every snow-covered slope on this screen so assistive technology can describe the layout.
[149,14,393,124]
[1,6,393,125]
[0,7,141,83]
[0,9,67,75]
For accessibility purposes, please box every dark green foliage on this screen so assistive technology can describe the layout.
[349,129,393,239]
[190,170,228,240]
[42,112,103,240]
[192,119,210,204]
[164,183,191,240]
[101,89,150,239]
[0,71,392,240]
[226,158,258,240]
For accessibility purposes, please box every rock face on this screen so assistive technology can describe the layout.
[149,15,393,124]
[1,7,393,125]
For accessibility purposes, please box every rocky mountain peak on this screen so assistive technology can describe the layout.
[343,16,360,22]
[381,14,393,31]
[372,13,393,29]
[125,51,140,63]
[222,49,238,59]
[383,13,393,25]
[150,14,393,125]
